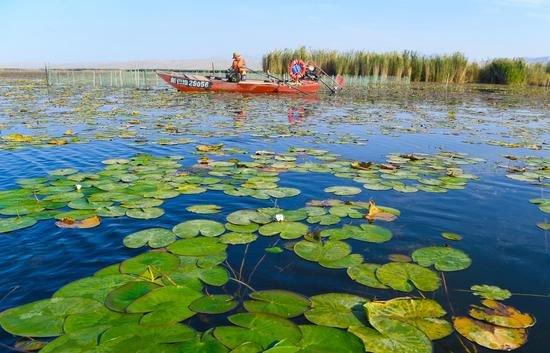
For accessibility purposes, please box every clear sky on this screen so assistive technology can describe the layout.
[1,0,549,65]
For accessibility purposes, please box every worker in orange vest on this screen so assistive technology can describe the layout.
[230,52,246,82]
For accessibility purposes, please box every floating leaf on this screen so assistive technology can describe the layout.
[53,274,135,302]
[468,299,535,328]
[349,316,432,353]
[227,210,272,225]
[0,297,103,337]
[126,286,203,324]
[214,313,302,349]
[412,246,471,271]
[366,298,452,340]
[441,232,462,241]
[470,285,511,300]
[294,240,351,268]
[324,186,362,196]
[305,293,367,328]
[189,294,237,314]
[376,262,441,292]
[265,246,283,254]
[173,220,225,238]
[244,290,310,318]
[259,222,308,239]
[220,232,258,245]
[347,263,388,289]
[187,204,222,214]
[123,228,176,248]
[174,331,229,353]
[453,316,527,351]
[0,216,37,233]
[298,325,364,353]
[126,207,165,219]
[120,252,179,275]
[105,281,161,312]
[167,237,227,256]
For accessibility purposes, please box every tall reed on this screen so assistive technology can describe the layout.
[262,47,550,86]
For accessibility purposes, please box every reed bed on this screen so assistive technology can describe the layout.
[263,47,550,87]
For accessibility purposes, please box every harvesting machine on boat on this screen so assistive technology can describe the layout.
[157,59,343,95]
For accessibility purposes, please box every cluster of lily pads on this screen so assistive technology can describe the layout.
[501,155,549,230]
[0,192,537,353]
[0,147,482,234]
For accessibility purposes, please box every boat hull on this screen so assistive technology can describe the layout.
[157,72,320,94]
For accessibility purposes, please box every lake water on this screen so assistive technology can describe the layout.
[0,82,548,353]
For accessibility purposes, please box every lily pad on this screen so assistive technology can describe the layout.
[294,240,351,267]
[214,313,302,349]
[0,216,37,233]
[187,204,222,214]
[126,207,165,219]
[412,246,471,271]
[468,299,535,328]
[0,297,103,337]
[304,293,367,328]
[259,222,309,239]
[167,237,227,256]
[453,316,527,351]
[227,210,272,225]
[441,232,462,241]
[350,316,432,353]
[244,290,310,318]
[123,228,176,248]
[366,298,453,340]
[470,285,511,300]
[298,325,364,353]
[53,274,135,302]
[173,220,225,238]
[347,263,388,289]
[189,294,238,314]
[120,252,180,275]
[376,262,441,292]
[105,281,161,312]
[324,186,362,196]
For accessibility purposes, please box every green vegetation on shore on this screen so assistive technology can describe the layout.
[263,47,550,86]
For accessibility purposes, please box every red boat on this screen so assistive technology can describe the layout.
[156,71,321,94]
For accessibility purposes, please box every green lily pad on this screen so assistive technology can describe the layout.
[244,290,310,318]
[165,263,229,287]
[174,331,229,353]
[189,295,238,314]
[126,286,203,324]
[187,204,222,214]
[349,316,432,353]
[412,246,472,271]
[63,306,140,333]
[441,232,462,241]
[329,205,364,218]
[105,281,161,312]
[225,222,259,233]
[227,210,272,225]
[167,237,227,256]
[173,220,225,238]
[214,313,302,349]
[0,216,37,233]
[366,298,453,340]
[53,274,135,302]
[0,297,103,337]
[119,252,180,275]
[470,285,512,300]
[220,232,258,245]
[298,325,364,353]
[324,186,362,196]
[376,262,441,292]
[304,293,368,328]
[259,222,308,239]
[347,263,388,289]
[265,246,284,254]
[123,228,176,248]
[126,207,165,219]
[294,240,351,267]
[306,214,341,225]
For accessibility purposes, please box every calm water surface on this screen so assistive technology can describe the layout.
[0,83,548,352]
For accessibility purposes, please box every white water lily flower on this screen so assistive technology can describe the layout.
[275,214,285,222]
[75,184,82,191]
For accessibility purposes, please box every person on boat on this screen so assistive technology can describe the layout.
[304,63,320,81]
[228,52,247,82]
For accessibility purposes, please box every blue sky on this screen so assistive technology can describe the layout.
[1,0,549,64]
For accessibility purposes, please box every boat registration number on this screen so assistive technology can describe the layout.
[170,77,211,89]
